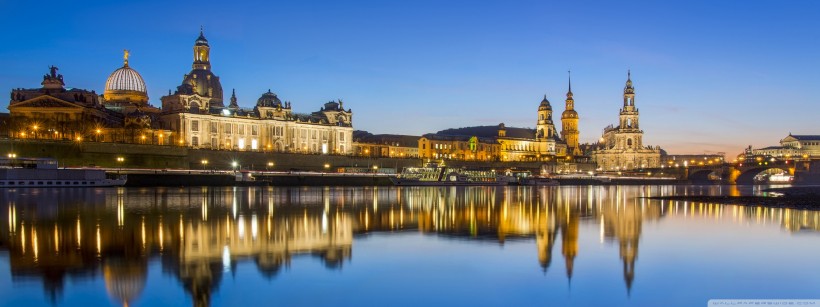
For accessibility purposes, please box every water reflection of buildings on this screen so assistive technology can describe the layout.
[1,186,818,305]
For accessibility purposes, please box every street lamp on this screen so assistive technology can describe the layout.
[201,159,208,171]
[231,161,239,172]
[267,162,273,171]
[116,156,124,173]
[324,163,330,172]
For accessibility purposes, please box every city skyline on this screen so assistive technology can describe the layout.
[1,1,819,156]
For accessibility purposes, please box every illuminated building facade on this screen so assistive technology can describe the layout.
[420,78,577,162]
[591,71,661,170]
[158,30,354,153]
[8,67,125,141]
[751,134,820,159]
[6,30,354,154]
[353,133,420,158]
[418,134,500,161]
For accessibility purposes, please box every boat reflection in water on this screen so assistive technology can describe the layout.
[1,186,819,306]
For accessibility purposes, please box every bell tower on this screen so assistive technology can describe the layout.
[537,95,555,140]
[561,71,580,155]
[193,27,211,70]
[618,70,642,149]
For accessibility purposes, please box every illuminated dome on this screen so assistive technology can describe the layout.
[104,50,148,104]
[539,95,552,110]
[562,109,578,118]
[256,89,283,107]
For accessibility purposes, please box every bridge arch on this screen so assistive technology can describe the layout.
[688,168,722,183]
[734,166,792,185]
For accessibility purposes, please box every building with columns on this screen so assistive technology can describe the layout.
[160,30,354,153]
[591,71,661,170]
[6,30,354,154]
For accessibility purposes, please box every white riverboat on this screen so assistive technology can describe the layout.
[390,161,507,186]
[0,158,127,188]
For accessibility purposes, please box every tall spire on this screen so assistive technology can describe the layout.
[624,70,634,93]
[566,70,573,98]
[229,88,238,109]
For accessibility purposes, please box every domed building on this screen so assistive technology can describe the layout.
[161,29,224,113]
[102,50,159,115]
[104,50,148,105]
[254,89,292,120]
[159,30,354,154]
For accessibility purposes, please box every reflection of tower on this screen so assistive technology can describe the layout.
[177,262,224,307]
[535,206,557,272]
[104,258,148,307]
[600,192,660,295]
[561,210,579,281]
[617,205,641,294]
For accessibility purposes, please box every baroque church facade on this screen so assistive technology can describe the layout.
[591,72,661,170]
[7,30,354,154]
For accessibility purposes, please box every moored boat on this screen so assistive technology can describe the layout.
[390,161,507,186]
[0,158,127,188]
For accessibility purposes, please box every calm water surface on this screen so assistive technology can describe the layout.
[0,185,818,307]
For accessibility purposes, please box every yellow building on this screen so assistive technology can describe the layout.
[751,134,820,159]
[561,73,580,156]
[418,134,500,161]
[353,133,420,158]
[422,89,574,163]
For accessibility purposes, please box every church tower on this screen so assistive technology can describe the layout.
[618,70,642,149]
[561,71,580,155]
[536,95,556,140]
[161,29,224,112]
[193,28,210,70]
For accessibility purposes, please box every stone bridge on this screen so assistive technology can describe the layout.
[684,159,795,184]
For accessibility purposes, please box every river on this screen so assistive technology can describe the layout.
[0,185,817,306]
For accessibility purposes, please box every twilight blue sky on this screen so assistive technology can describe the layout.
[1,0,818,155]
